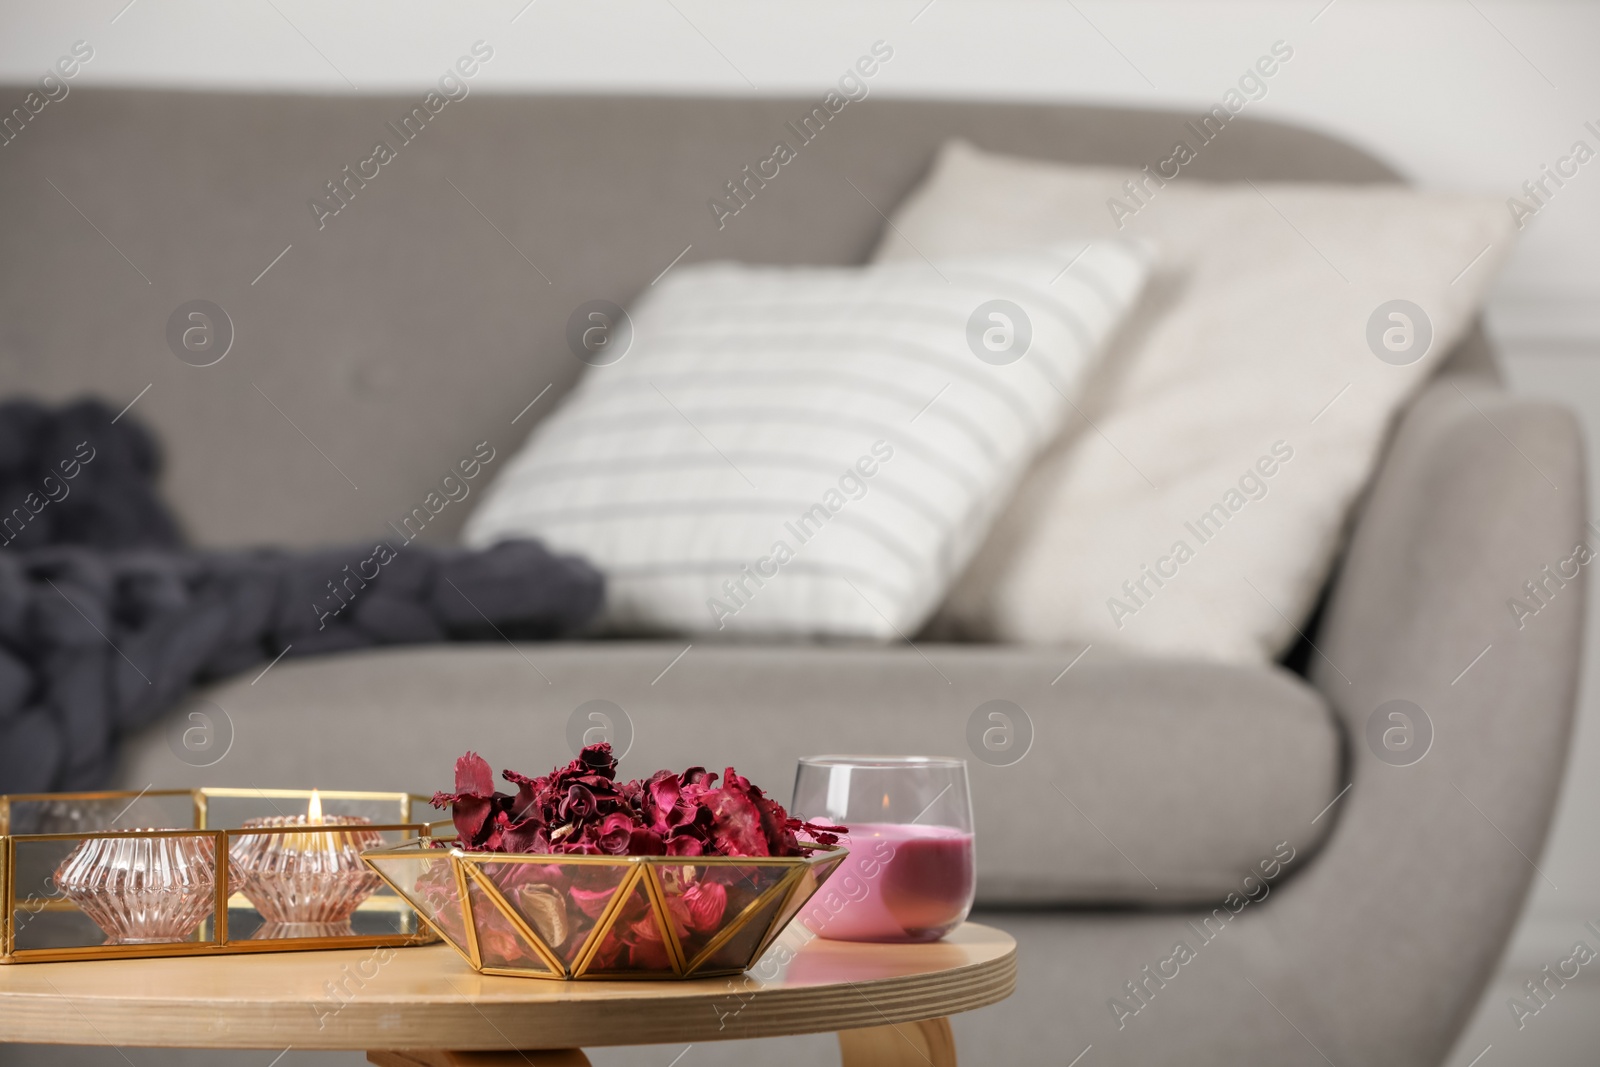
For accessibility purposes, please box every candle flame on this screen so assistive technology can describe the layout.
[308,789,324,824]
[882,792,891,812]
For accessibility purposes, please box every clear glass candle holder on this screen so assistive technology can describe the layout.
[791,755,975,943]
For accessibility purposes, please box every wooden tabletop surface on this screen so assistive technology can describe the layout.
[0,922,1016,1050]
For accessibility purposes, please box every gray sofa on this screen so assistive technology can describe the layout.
[0,90,1584,1066]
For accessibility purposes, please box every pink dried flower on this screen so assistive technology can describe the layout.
[430,744,843,858]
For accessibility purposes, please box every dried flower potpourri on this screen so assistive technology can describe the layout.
[431,744,843,858]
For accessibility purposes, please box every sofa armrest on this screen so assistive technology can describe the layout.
[1315,376,1586,715]
[1281,375,1586,1060]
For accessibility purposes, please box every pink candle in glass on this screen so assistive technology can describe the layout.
[802,822,975,943]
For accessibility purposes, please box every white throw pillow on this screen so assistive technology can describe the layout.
[463,244,1150,638]
[873,140,1516,662]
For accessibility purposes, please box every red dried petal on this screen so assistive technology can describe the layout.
[578,743,618,779]
[705,786,770,857]
[681,881,727,933]
[666,836,705,857]
[596,812,635,855]
[449,795,494,846]
[456,751,496,797]
[628,829,667,855]
[569,885,616,918]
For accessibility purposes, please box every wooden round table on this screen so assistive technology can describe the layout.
[0,922,1014,1066]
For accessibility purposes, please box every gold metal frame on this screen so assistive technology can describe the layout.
[363,839,848,981]
[0,787,437,964]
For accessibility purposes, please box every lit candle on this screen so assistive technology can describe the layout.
[229,791,384,937]
[287,790,335,852]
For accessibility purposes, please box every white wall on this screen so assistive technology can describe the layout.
[5,0,1600,1029]
[5,0,1599,328]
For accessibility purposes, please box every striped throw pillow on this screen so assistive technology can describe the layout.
[462,243,1149,638]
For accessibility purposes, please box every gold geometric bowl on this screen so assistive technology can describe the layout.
[363,839,846,979]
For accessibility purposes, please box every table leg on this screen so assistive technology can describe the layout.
[368,1051,590,1066]
[837,1017,956,1066]
[368,1017,955,1067]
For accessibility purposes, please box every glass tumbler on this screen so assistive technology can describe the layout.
[791,755,975,943]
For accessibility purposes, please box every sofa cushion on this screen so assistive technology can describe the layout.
[461,243,1149,639]
[874,140,1516,664]
[116,642,1339,905]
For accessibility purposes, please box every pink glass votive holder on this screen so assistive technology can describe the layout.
[229,814,384,936]
[792,755,977,943]
[53,832,217,945]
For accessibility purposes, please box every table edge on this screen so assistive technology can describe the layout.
[0,927,1018,1050]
